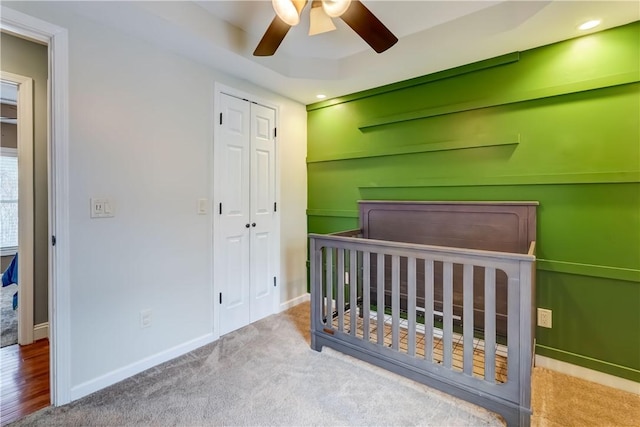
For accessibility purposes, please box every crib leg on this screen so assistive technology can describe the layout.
[519,409,531,427]
[311,332,320,352]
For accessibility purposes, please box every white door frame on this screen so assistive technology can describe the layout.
[212,82,281,340]
[1,6,71,406]
[1,72,35,345]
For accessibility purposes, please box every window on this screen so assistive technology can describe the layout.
[0,147,18,255]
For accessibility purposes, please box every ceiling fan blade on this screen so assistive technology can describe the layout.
[339,0,398,53]
[254,15,292,56]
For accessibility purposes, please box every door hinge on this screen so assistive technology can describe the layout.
[219,202,222,215]
[219,113,222,125]
[274,202,277,213]
[273,277,276,287]
[219,293,222,304]
[51,235,56,246]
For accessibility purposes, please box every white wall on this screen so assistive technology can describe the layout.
[4,1,307,396]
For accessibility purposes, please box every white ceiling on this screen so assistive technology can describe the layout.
[65,1,639,104]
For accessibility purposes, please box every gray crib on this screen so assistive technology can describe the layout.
[309,201,537,426]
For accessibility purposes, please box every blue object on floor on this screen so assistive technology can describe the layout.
[2,253,18,310]
[2,253,18,287]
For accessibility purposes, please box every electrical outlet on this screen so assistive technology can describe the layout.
[91,197,115,218]
[140,309,152,328]
[91,198,104,217]
[537,308,552,328]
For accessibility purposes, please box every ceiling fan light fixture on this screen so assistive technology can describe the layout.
[321,0,351,18]
[272,0,304,26]
[309,6,337,36]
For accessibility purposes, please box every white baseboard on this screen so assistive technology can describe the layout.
[279,293,310,312]
[535,355,640,395]
[33,322,48,341]
[70,333,216,401]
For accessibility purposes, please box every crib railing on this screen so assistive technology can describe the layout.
[310,232,536,427]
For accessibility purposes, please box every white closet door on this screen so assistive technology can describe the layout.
[249,103,276,323]
[218,93,251,335]
[217,93,277,335]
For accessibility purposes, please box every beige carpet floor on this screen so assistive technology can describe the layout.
[10,302,503,426]
[9,302,639,426]
[286,303,640,427]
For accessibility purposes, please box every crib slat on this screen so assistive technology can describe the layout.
[463,264,474,376]
[443,262,454,369]
[310,239,320,334]
[349,250,357,336]
[407,257,417,356]
[363,252,371,341]
[484,267,497,382]
[325,248,333,324]
[425,259,434,362]
[337,249,345,332]
[377,253,385,346]
[507,275,519,383]
[391,255,400,351]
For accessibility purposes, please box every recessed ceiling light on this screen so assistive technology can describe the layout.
[578,20,601,31]
[316,94,327,99]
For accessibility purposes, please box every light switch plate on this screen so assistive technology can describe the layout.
[197,198,208,215]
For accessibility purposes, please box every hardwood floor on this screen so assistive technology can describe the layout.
[0,339,50,425]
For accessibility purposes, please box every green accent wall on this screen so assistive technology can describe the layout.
[306,22,640,382]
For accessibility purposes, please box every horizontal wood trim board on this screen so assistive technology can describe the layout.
[356,171,640,189]
[535,344,640,383]
[537,260,640,283]
[359,74,639,130]
[306,52,520,111]
[306,209,358,218]
[307,138,519,163]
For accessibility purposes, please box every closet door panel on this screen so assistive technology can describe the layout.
[250,231,272,322]
[218,93,251,335]
[250,103,276,323]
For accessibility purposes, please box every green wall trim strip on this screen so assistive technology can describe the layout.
[306,52,520,111]
[535,344,640,382]
[359,73,639,130]
[538,260,640,283]
[357,171,640,189]
[306,138,519,163]
[306,209,359,218]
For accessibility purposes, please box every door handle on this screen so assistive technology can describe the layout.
[252,223,256,227]
[245,224,250,228]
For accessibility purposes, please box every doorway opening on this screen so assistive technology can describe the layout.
[1,3,72,412]
[1,76,35,349]
[0,45,47,422]
[0,67,39,349]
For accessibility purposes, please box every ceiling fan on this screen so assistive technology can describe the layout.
[254,0,398,56]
